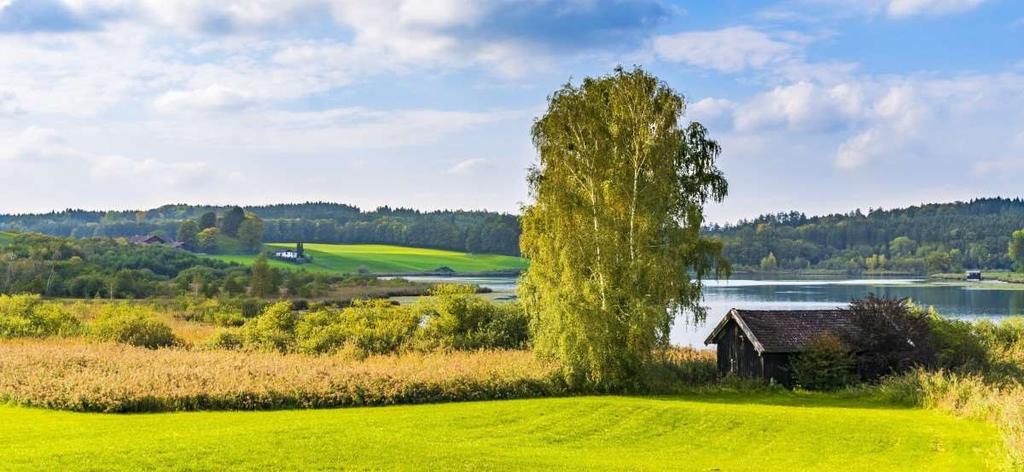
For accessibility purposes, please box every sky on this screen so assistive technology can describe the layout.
[0,0,1021,224]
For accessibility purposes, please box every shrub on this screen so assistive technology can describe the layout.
[183,298,246,327]
[973,318,1024,380]
[791,333,857,391]
[848,295,935,380]
[87,304,176,348]
[415,284,529,350]
[295,300,420,356]
[240,301,298,352]
[204,329,243,350]
[927,313,989,372]
[0,294,80,338]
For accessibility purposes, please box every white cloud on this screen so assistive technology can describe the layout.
[723,71,1024,171]
[653,27,798,73]
[154,85,256,113]
[803,0,988,18]
[447,157,487,175]
[0,91,22,116]
[688,97,736,123]
[0,125,208,185]
[734,81,868,132]
[972,158,1024,176]
[885,0,987,18]
[88,154,208,184]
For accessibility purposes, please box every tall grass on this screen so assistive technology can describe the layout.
[0,339,565,412]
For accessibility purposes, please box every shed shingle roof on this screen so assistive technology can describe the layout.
[705,309,860,354]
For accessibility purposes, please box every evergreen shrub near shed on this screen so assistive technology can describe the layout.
[791,333,857,391]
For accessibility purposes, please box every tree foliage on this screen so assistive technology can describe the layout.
[219,207,246,237]
[1009,229,1024,272]
[708,198,1024,273]
[0,203,522,256]
[176,220,199,251]
[237,215,265,253]
[847,295,935,380]
[519,67,728,387]
[249,254,277,298]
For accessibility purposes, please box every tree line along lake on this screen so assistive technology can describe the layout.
[395,276,1024,346]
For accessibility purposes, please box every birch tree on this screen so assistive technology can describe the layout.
[518,67,729,387]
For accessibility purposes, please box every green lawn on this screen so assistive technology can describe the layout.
[210,243,528,275]
[0,394,1005,471]
[0,231,13,245]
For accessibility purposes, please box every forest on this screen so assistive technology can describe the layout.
[706,197,1024,274]
[0,203,521,256]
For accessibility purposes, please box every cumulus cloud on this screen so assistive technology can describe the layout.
[688,97,736,125]
[724,72,1024,170]
[734,81,867,132]
[653,26,798,73]
[154,85,256,113]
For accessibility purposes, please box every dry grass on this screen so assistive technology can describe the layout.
[0,339,564,412]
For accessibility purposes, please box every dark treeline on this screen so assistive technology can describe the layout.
[0,202,521,256]
[707,197,1024,274]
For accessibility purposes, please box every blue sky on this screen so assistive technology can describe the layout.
[0,0,1021,224]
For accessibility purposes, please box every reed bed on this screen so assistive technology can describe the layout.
[0,339,565,413]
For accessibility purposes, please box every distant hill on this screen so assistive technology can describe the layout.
[6,197,1023,273]
[706,197,1024,274]
[0,202,521,256]
[212,243,528,275]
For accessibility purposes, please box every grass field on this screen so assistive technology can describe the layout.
[212,243,528,275]
[0,393,1004,471]
[0,231,13,245]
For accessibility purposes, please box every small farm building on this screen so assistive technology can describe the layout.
[273,249,300,260]
[129,234,183,248]
[704,309,860,387]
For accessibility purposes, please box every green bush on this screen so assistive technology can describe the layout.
[183,298,246,327]
[791,333,857,391]
[927,313,989,372]
[296,299,420,356]
[0,294,80,338]
[87,305,176,348]
[204,329,243,350]
[414,284,529,350]
[240,301,298,352]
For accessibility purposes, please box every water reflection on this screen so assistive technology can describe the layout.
[389,276,1024,347]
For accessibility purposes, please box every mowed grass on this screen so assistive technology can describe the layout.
[0,394,1005,471]
[212,243,528,274]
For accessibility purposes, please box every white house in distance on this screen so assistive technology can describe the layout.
[273,249,300,260]
[271,242,305,263]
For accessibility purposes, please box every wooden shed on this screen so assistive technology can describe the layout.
[704,309,859,387]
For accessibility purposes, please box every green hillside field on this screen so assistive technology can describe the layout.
[0,231,13,245]
[210,243,528,275]
[0,394,1004,471]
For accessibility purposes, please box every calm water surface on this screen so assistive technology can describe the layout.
[395,276,1024,346]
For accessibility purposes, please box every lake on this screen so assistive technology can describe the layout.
[394,276,1024,346]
